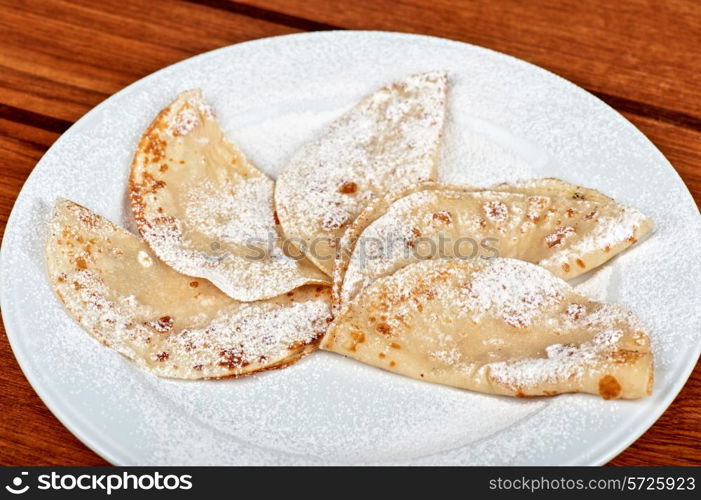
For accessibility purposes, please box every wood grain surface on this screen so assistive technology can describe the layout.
[0,0,699,466]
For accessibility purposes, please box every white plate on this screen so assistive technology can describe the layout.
[2,31,700,466]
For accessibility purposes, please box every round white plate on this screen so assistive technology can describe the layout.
[2,31,700,466]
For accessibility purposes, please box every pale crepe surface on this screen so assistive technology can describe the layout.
[324,258,653,400]
[47,199,332,380]
[130,90,328,302]
[275,71,449,276]
[334,179,653,310]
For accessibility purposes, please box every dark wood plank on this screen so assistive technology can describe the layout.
[0,0,298,121]
[239,0,701,120]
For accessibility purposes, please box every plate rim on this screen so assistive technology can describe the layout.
[1,30,699,466]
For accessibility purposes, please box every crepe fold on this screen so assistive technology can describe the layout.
[275,72,448,276]
[47,199,332,379]
[130,90,329,302]
[334,179,653,311]
[323,258,653,399]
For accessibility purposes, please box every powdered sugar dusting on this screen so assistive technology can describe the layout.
[171,107,199,136]
[275,71,448,273]
[488,329,623,388]
[462,259,565,328]
[539,206,650,268]
[574,264,614,301]
[483,200,508,223]
[183,177,272,243]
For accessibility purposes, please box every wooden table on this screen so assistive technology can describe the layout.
[1,0,699,466]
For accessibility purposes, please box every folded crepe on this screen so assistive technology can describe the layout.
[47,199,332,379]
[334,179,653,310]
[323,258,653,399]
[275,72,448,276]
[130,90,328,302]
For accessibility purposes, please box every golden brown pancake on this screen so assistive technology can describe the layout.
[323,258,652,399]
[47,199,332,379]
[275,72,448,276]
[333,179,653,311]
[130,90,328,302]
